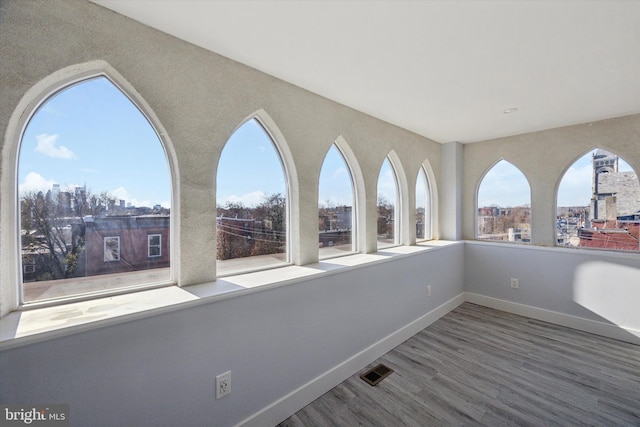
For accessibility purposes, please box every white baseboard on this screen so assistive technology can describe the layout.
[237,292,466,427]
[465,293,640,345]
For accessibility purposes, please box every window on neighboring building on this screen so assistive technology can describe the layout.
[148,234,161,258]
[557,149,639,252]
[104,236,121,261]
[18,76,172,304]
[318,144,356,258]
[416,166,432,241]
[377,157,399,249]
[477,160,531,243]
[216,118,288,275]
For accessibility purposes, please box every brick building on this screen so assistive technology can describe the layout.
[84,215,170,276]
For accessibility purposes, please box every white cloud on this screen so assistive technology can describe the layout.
[34,134,77,159]
[19,172,57,194]
[224,190,265,207]
[110,186,151,208]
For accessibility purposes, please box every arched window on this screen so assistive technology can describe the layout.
[318,144,356,258]
[18,76,172,303]
[377,157,399,249]
[416,166,432,241]
[216,118,288,275]
[557,148,639,252]
[477,160,531,243]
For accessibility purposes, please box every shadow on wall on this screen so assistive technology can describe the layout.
[573,261,640,341]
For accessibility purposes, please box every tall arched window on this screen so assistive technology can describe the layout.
[477,160,531,243]
[377,157,399,249]
[416,166,432,241]
[318,144,356,258]
[557,148,639,251]
[18,76,172,303]
[216,118,288,275]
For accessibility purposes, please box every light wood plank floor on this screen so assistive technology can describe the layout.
[279,303,640,426]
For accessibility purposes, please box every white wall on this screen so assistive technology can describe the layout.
[1,2,639,426]
[465,242,640,344]
[0,2,457,426]
[0,245,464,426]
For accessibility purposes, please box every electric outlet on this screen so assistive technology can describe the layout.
[427,285,432,296]
[216,371,231,399]
[510,278,519,289]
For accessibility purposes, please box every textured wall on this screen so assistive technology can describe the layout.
[462,114,640,244]
[0,0,441,315]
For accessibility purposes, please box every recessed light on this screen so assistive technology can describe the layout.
[503,107,518,114]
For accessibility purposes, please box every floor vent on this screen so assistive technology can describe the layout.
[360,363,394,386]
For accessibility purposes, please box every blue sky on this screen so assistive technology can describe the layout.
[216,119,287,207]
[218,121,355,208]
[377,158,397,206]
[19,77,171,208]
[20,78,635,212]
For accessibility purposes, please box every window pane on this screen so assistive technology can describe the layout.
[477,160,531,242]
[104,237,120,261]
[18,77,171,303]
[216,119,288,275]
[557,149,639,251]
[148,234,161,257]
[318,145,355,258]
[377,157,398,249]
[416,167,432,241]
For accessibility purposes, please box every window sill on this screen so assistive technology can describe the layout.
[0,241,460,350]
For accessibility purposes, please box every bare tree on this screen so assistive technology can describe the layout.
[20,188,111,281]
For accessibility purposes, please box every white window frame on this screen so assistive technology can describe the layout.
[416,166,433,242]
[318,143,357,259]
[148,234,162,258]
[377,156,402,249]
[475,159,531,243]
[215,112,296,276]
[1,62,177,314]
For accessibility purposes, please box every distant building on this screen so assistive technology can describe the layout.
[579,150,640,250]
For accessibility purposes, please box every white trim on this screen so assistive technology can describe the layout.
[1,60,179,317]
[1,241,462,350]
[148,234,162,258]
[465,239,640,260]
[237,292,466,427]
[465,292,640,345]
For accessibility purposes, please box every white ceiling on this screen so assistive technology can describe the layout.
[92,0,640,144]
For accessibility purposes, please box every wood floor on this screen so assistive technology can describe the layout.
[279,303,640,426]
